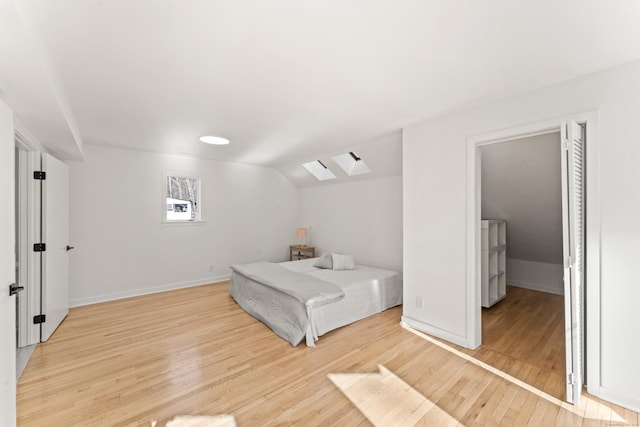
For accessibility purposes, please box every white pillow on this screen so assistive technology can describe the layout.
[313,252,333,269]
[332,253,355,270]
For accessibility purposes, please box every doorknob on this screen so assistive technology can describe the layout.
[9,283,24,296]
[66,245,75,251]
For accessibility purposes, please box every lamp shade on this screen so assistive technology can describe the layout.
[296,227,308,246]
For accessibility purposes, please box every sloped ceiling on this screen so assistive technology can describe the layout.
[2,1,640,180]
[481,132,562,265]
[277,132,401,187]
[0,0,83,159]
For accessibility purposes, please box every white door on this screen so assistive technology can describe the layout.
[0,102,17,425]
[561,120,584,404]
[40,153,70,341]
[16,149,41,347]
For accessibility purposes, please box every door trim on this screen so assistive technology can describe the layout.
[465,111,600,398]
[15,130,43,347]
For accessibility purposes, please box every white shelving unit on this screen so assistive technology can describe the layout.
[481,219,506,308]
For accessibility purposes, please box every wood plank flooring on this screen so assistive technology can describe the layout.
[457,285,567,401]
[17,283,639,426]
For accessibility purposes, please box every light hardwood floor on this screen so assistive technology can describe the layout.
[17,283,639,426]
[457,285,567,401]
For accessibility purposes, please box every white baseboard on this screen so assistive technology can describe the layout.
[506,258,564,295]
[507,279,564,295]
[400,316,474,349]
[69,274,231,308]
[597,386,640,413]
[16,345,36,380]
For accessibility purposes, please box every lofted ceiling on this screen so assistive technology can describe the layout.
[481,132,563,265]
[2,1,640,181]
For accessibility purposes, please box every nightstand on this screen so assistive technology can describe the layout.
[290,245,315,261]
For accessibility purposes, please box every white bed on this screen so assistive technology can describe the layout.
[229,258,402,347]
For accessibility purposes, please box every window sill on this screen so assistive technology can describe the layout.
[161,220,206,227]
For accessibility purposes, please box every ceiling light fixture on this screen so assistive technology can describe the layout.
[199,135,230,145]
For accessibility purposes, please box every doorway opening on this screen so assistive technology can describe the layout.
[15,141,71,377]
[467,113,598,405]
[15,134,39,378]
[478,130,566,400]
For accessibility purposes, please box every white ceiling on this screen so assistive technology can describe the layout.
[2,1,640,179]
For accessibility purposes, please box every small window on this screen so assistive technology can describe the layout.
[164,174,201,222]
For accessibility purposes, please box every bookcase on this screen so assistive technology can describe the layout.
[481,220,506,308]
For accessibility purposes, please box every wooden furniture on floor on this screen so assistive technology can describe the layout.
[289,245,315,261]
[17,283,639,426]
[481,219,506,307]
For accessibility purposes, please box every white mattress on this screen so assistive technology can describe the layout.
[278,258,403,344]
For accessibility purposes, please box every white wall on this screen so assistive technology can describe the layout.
[482,132,563,264]
[481,132,564,294]
[506,259,563,295]
[68,144,298,306]
[299,175,402,272]
[403,59,640,410]
[0,100,17,426]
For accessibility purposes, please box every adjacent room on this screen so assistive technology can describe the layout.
[1,1,640,426]
[476,132,567,400]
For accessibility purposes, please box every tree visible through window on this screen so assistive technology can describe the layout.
[166,175,200,221]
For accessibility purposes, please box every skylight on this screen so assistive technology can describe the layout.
[302,160,336,181]
[332,152,371,176]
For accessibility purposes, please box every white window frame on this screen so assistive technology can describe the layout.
[162,171,204,225]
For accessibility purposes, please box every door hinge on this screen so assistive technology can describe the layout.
[564,256,572,269]
[562,140,569,150]
[567,372,575,385]
[33,171,46,180]
[33,314,46,324]
[33,243,46,252]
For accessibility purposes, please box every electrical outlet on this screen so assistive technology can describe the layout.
[208,265,213,272]
[416,296,423,309]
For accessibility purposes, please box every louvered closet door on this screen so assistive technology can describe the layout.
[561,120,584,404]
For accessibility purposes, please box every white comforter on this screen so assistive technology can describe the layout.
[229,261,344,346]
[230,261,344,308]
[230,258,403,347]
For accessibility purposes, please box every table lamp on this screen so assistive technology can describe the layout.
[296,227,308,246]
